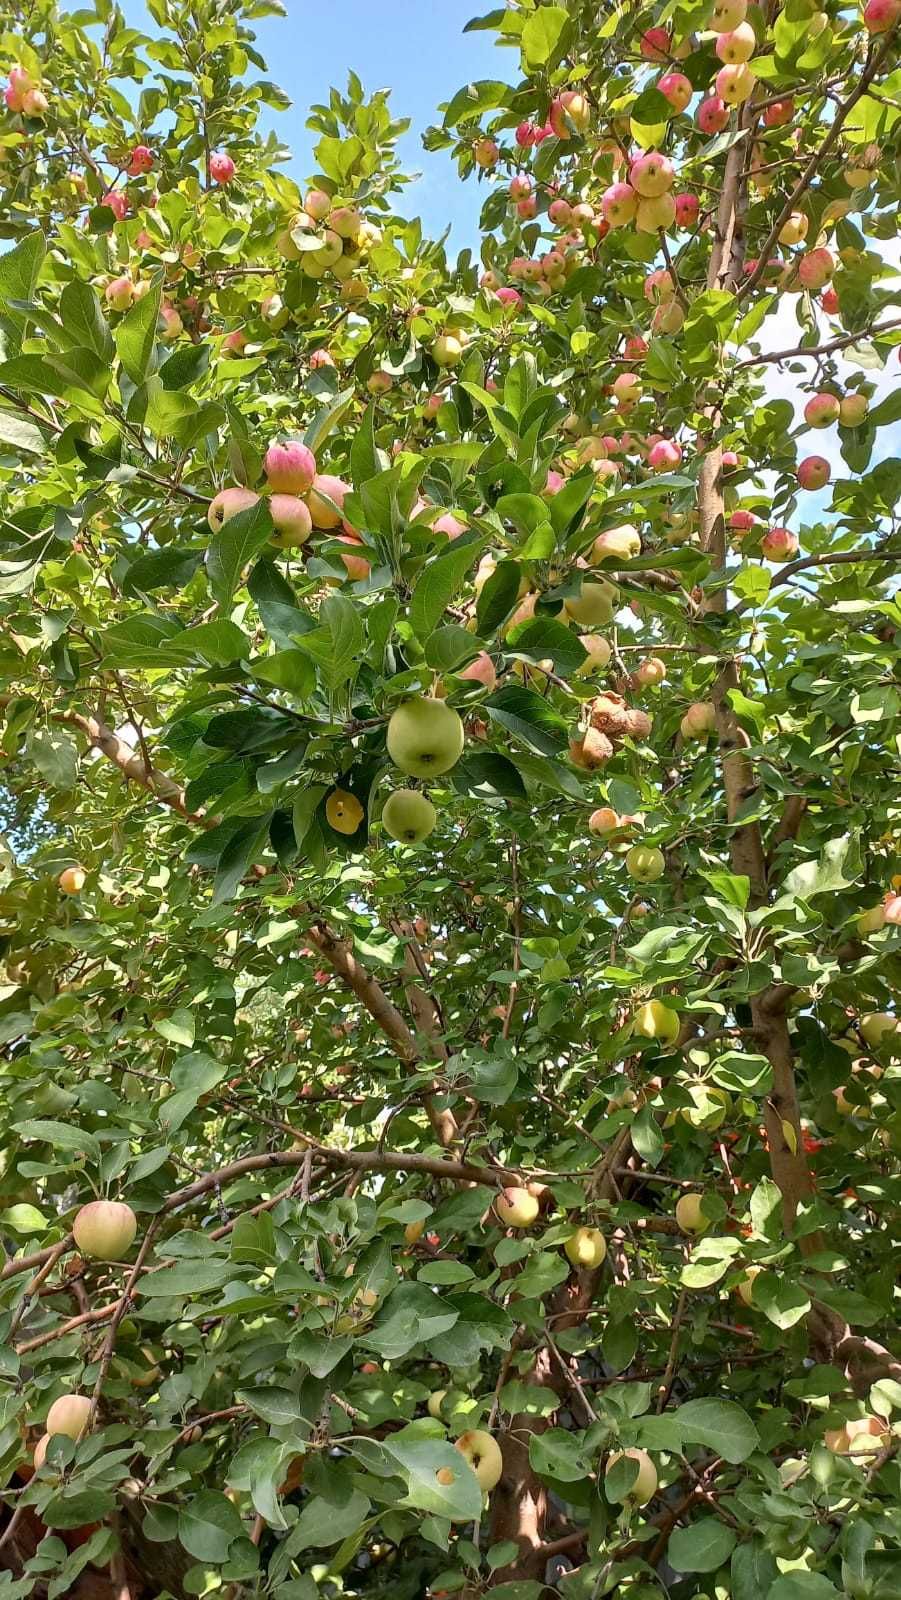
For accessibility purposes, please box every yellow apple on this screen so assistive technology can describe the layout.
[45,1394,92,1440]
[495,1186,540,1228]
[72,1200,137,1261]
[675,1192,710,1234]
[564,1226,607,1268]
[631,999,680,1047]
[605,1447,657,1504]
[455,1429,503,1491]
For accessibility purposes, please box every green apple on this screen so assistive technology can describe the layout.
[675,1192,709,1234]
[386,698,464,778]
[564,1226,607,1268]
[625,845,665,883]
[631,999,680,1046]
[564,579,617,626]
[382,789,438,844]
[605,1447,657,1505]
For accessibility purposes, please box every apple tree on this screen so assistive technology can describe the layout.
[0,0,899,1597]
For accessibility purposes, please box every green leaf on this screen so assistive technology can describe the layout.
[410,542,479,640]
[0,1203,48,1233]
[140,1258,234,1298]
[206,498,274,607]
[669,1519,737,1574]
[782,834,861,900]
[116,277,163,385]
[768,1577,842,1600]
[476,560,522,635]
[505,616,587,675]
[529,1428,591,1483]
[361,1283,459,1359]
[235,1386,304,1426]
[0,409,46,455]
[0,230,45,309]
[384,1435,482,1522]
[751,1274,811,1330]
[212,814,273,905]
[290,1487,372,1551]
[452,752,527,801]
[289,1329,354,1378]
[12,1119,101,1162]
[676,1398,759,1463]
[485,686,568,756]
[521,6,568,67]
[122,545,204,596]
[59,280,114,361]
[178,1490,246,1562]
[27,728,78,789]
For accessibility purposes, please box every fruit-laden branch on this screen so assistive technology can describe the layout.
[739,26,899,302]
[0,688,457,1143]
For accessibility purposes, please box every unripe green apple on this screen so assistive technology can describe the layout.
[564,1226,607,1268]
[455,1429,503,1491]
[675,1192,709,1233]
[860,1012,900,1049]
[495,1186,540,1227]
[564,579,617,626]
[386,697,464,778]
[45,1393,92,1440]
[72,1200,137,1261]
[631,999,680,1046]
[606,1447,657,1505]
[736,1264,761,1306]
[382,789,437,845]
[432,333,464,368]
[625,845,664,884]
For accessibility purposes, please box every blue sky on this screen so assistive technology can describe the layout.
[118,0,507,249]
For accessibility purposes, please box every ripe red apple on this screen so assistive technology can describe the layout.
[269,495,313,546]
[658,72,692,113]
[127,144,154,176]
[797,456,830,490]
[648,438,682,471]
[804,392,840,428]
[264,441,316,495]
[209,151,236,184]
[640,26,671,60]
[698,96,729,133]
[761,526,798,562]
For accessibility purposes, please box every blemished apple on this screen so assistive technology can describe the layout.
[264,441,316,495]
[761,526,799,562]
[495,1186,540,1227]
[564,1226,607,1268]
[269,494,312,546]
[386,697,464,778]
[576,635,612,675]
[564,579,617,626]
[589,807,621,835]
[58,865,86,895]
[45,1393,92,1440]
[455,1429,503,1491]
[675,1192,709,1233]
[634,656,666,688]
[473,137,499,168]
[625,845,664,884]
[325,789,364,835]
[382,789,437,845]
[207,487,259,533]
[432,333,464,367]
[711,0,747,27]
[72,1200,137,1261]
[632,999,680,1046]
[606,1448,658,1505]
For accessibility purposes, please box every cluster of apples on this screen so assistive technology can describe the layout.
[207,438,364,565]
[275,187,381,304]
[3,65,48,117]
[102,271,184,339]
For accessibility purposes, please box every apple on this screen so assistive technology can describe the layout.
[58,866,86,895]
[45,1394,92,1440]
[4,65,32,111]
[386,697,464,778]
[576,635,612,675]
[630,152,675,199]
[458,652,497,692]
[804,392,840,428]
[495,1186,540,1227]
[606,1448,657,1505]
[269,495,313,546]
[21,87,48,116]
[382,789,437,845]
[325,789,364,836]
[330,206,363,240]
[716,63,756,105]
[625,845,665,884]
[715,21,756,62]
[779,211,809,247]
[864,0,901,31]
[207,487,259,532]
[797,456,830,490]
[761,526,798,562]
[102,189,129,220]
[634,656,666,688]
[548,197,572,225]
[473,137,499,168]
[593,525,641,562]
[432,333,463,368]
[632,999,680,1046]
[698,95,729,133]
[674,192,699,228]
[602,182,637,227]
[455,1430,503,1491]
[72,1200,136,1261]
[105,275,134,311]
[564,1226,607,1268]
[305,474,349,531]
[221,328,247,356]
[304,188,331,221]
[128,144,154,176]
[159,304,183,340]
[367,370,393,396]
[711,0,747,27]
[736,1264,761,1307]
[589,807,622,836]
[860,1013,901,1049]
[675,1192,709,1233]
[839,393,869,427]
[209,151,236,185]
[640,25,670,60]
[549,91,591,140]
[857,903,887,937]
[32,1433,52,1470]
[404,1219,425,1245]
[798,248,834,291]
[564,579,617,627]
[648,439,682,471]
[427,1389,446,1419]
[680,701,716,739]
[882,891,901,925]
[658,72,692,113]
[264,441,316,495]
